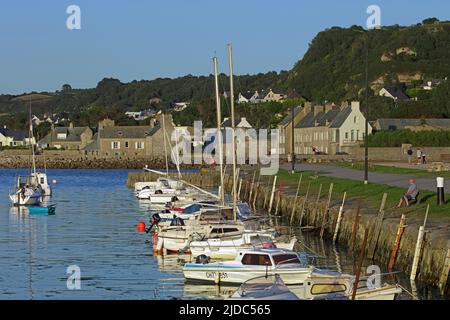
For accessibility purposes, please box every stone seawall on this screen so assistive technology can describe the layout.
[126,169,450,293]
[0,155,175,170]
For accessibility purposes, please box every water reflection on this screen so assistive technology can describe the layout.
[0,169,446,300]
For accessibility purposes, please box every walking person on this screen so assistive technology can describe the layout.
[416,148,422,165]
[422,150,427,164]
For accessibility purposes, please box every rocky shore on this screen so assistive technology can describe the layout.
[0,156,180,170]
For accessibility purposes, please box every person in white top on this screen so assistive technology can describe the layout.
[416,148,422,165]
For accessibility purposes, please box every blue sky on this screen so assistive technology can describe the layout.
[0,0,449,94]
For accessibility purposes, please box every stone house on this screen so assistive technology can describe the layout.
[294,101,372,155]
[277,105,310,156]
[38,123,93,150]
[84,114,175,160]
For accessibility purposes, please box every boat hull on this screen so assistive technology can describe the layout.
[190,238,297,260]
[183,265,313,285]
[9,194,41,206]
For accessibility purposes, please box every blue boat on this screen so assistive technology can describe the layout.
[28,204,56,215]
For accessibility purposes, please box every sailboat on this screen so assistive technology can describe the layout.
[151,54,247,254]
[9,99,46,206]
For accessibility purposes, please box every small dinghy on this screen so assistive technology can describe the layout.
[228,274,300,300]
[28,204,56,215]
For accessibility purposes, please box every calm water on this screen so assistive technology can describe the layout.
[0,169,445,300]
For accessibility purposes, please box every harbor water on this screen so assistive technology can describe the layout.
[0,169,444,300]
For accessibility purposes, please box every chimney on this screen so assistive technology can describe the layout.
[313,104,325,116]
[351,101,361,111]
[303,102,313,114]
[325,103,335,113]
[69,122,74,128]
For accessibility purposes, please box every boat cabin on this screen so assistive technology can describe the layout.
[237,249,303,267]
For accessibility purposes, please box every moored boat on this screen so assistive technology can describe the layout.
[182,248,314,285]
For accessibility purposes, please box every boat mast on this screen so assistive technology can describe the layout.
[162,112,169,176]
[227,43,238,222]
[213,56,225,205]
[29,97,37,176]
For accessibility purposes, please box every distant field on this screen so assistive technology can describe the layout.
[11,93,53,102]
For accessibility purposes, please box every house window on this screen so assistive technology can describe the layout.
[136,141,144,149]
[57,133,67,140]
[345,132,349,140]
[354,116,358,124]
[112,141,120,149]
[125,141,129,148]
[351,130,355,141]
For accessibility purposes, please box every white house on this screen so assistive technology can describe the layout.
[0,126,36,147]
[173,102,190,112]
[259,89,287,103]
[237,91,259,104]
[379,86,409,101]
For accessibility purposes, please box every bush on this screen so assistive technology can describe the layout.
[368,130,450,147]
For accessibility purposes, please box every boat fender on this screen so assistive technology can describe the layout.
[195,254,210,264]
[171,196,179,202]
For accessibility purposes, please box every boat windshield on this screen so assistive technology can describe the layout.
[273,254,301,266]
[236,275,289,297]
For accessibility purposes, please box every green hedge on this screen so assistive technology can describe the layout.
[368,130,450,147]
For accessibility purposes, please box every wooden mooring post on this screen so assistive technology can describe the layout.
[351,228,369,300]
[332,192,347,244]
[369,193,387,260]
[320,183,334,238]
[410,204,429,281]
[351,199,362,251]
[268,176,278,214]
[299,182,311,226]
[438,240,450,295]
[248,171,257,204]
[388,214,407,272]
[263,177,272,209]
[290,174,303,225]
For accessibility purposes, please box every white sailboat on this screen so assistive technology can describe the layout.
[9,99,43,206]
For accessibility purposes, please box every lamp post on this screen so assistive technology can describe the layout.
[364,31,369,185]
[291,106,295,174]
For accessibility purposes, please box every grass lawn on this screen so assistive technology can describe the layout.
[251,168,450,220]
[325,161,450,179]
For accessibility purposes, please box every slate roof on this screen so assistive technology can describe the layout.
[38,126,91,144]
[0,128,31,141]
[84,133,100,151]
[279,106,303,126]
[295,107,352,129]
[383,86,410,100]
[240,91,256,100]
[99,124,160,139]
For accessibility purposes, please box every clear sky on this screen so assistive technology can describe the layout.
[0,0,449,94]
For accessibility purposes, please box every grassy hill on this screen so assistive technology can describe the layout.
[1,18,449,130]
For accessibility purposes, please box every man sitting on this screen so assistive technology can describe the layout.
[397,179,419,208]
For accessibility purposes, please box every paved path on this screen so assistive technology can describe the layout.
[281,163,449,193]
